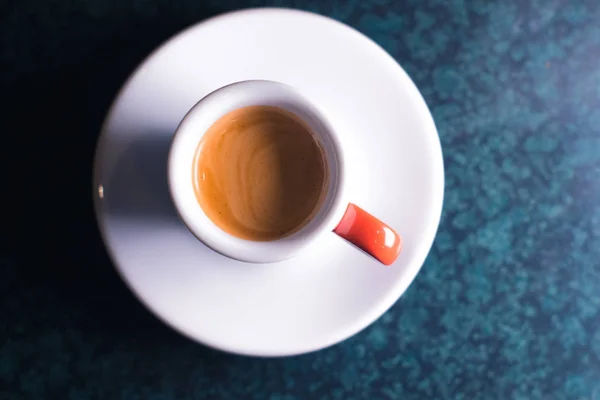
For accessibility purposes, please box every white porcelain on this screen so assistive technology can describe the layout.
[93,8,444,356]
[168,80,347,263]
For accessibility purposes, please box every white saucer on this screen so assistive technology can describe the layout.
[93,8,444,357]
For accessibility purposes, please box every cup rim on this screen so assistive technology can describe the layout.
[167,80,348,263]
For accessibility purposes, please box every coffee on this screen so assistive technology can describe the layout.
[192,105,327,241]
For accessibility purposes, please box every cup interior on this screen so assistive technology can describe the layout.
[168,80,346,263]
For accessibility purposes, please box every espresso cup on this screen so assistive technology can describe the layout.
[168,80,401,265]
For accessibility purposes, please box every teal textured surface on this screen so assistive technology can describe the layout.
[2,0,600,399]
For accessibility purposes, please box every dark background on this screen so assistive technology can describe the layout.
[2,0,600,398]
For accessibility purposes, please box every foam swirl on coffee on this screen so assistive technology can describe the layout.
[193,106,327,241]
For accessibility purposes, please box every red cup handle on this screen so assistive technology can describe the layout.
[333,203,402,266]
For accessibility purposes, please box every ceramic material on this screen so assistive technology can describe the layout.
[93,8,444,356]
[169,79,401,264]
[168,80,347,263]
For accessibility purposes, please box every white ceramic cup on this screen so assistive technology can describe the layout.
[168,80,401,264]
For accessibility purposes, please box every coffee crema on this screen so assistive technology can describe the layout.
[192,105,328,241]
